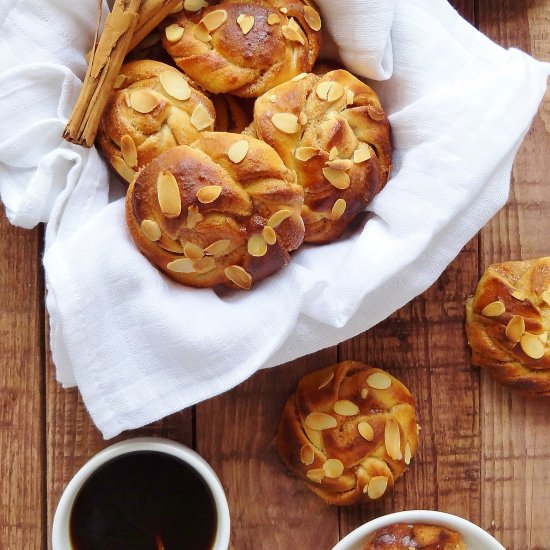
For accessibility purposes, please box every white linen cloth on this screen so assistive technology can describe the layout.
[0,0,548,438]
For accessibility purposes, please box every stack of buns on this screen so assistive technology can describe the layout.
[97,0,392,289]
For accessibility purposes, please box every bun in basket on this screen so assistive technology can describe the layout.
[250,69,392,243]
[97,60,216,184]
[276,361,418,505]
[161,0,322,97]
[465,257,550,397]
[126,132,305,289]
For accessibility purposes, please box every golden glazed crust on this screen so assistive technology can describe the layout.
[97,60,216,184]
[250,70,392,243]
[465,257,550,397]
[364,523,466,550]
[161,0,322,97]
[126,132,305,289]
[276,361,418,506]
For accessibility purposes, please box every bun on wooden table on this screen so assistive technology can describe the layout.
[126,132,305,289]
[97,60,216,184]
[466,257,550,397]
[249,69,392,243]
[161,0,322,97]
[276,361,419,505]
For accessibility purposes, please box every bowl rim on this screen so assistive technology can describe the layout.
[331,509,505,550]
[51,437,230,550]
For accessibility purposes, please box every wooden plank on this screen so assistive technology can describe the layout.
[477,1,550,548]
[337,239,481,536]
[45,345,194,549]
[0,217,43,550]
[195,348,340,550]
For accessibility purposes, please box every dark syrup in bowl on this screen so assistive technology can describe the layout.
[69,451,218,550]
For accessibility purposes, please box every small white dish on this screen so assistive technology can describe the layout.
[52,437,230,550]
[331,510,505,550]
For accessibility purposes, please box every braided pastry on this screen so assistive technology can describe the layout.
[97,60,216,184]
[161,0,322,97]
[364,524,466,550]
[465,257,550,397]
[276,361,418,505]
[250,69,392,243]
[126,132,305,289]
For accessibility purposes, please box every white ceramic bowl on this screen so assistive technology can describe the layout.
[52,437,230,550]
[331,510,505,550]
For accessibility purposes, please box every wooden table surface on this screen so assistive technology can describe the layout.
[1,1,550,549]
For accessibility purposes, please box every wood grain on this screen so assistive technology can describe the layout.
[477,2,550,548]
[195,348,340,550]
[0,218,43,550]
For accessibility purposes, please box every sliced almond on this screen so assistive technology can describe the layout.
[304,425,323,450]
[354,148,372,163]
[191,103,215,131]
[193,22,212,42]
[384,418,402,460]
[316,81,345,102]
[292,72,308,82]
[184,0,208,11]
[112,156,135,184]
[333,400,359,416]
[511,289,527,301]
[346,89,355,106]
[228,139,249,163]
[159,71,192,101]
[329,146,339,160]
[201,9,228,31]
[323,168,350,190]
[224,265,252,289]
[323,459,344,479]
[268,94,278,103]
[193,256,216,273]
[268,209,292,228]
[404,442,412,465]
[197,185,222,203]
[271,113,300,134]
[417,424,422,434]
[366,372,392,390]
[157,171,182,217]
[358,421,374,441]
[325,159,352,171]
[300,445,315,466]
[505,315,525,343]
[367,105,385,121]
[303,5,322,31]
[542,289,550,307]
[165,23,184,42]
[247,234,267,257]
[539,332,548,345]
[482,300,505,317]
[305,412,337,431]
[520,332,545,359]
[331,199,346,221]
[120,135,138,169]
[167,258,195,273]
[140,219,161,242]
[281,23,305,45]
[114,74,126,89]
[279,7,288,14]
[204,239,231,256]
[183,242,204,260]
[187,205,204,229]
[298,112,308,126]
[306,468,324,484]
[366,476,388,499]
[295,147,320,161]
[237,13,255,35]
[360,388,369,399]
[262,225,277,245]
[317,371,334,390]
[267,13,280,25]
[130,89,159,113]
